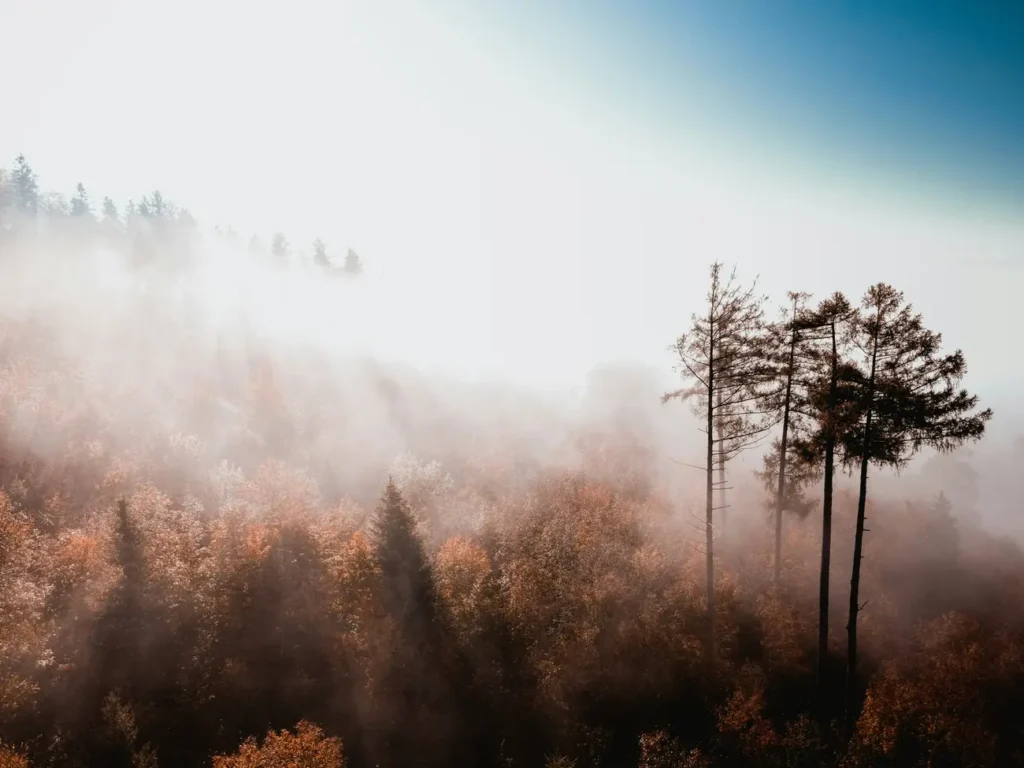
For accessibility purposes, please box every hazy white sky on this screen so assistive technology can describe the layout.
[2,0,1022,410]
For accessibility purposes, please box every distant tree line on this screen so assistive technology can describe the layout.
[0,154,363,276]
[0,155,1018,768]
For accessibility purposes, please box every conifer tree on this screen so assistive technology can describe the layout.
[369,479,436,627]
[664,262,773,655]
[759,291,813,585]
[313,238,331,269]
[71,183,93,217]
[841,283,992,730]
[272,233,290,261]
[11,155,38,215]
[342,248,363,276]
[787,292,859,695]
[102,197,119,225]
[367,480,457,765]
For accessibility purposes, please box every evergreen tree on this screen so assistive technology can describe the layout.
[366,480,460,765]
[272,233,290,261]
[369,479,436,627]
[313,238,331,268]
[342,248,362,276]
[99,500,146,681]
[759,291,814,586]
[71,183,93,217]
[102,197,119,225]
[11,154,38,214]
[87,499,148,767]
[787,292,859,697]
[664,262,774,655]
[150,190,166,218]
[841,283,992,732]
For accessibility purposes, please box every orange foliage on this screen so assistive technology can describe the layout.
[0,742,29,768]
[213,721,344,768]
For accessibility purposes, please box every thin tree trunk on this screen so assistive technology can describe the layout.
[774,327,797,586]
[716,387,727,541]
[846,332,878,734]
[706,330,716,658]
[817,321,838,696]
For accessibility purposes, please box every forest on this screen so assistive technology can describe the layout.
[0,155,1021,767]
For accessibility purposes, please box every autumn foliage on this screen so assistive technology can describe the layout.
[0,160,1021,766]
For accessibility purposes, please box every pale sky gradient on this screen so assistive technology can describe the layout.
[2,0,1022,422]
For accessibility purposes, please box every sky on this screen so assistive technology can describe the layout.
[1,0,1022,420]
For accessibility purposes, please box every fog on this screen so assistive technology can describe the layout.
[0,155,1022,767]
[1,195,1020,541]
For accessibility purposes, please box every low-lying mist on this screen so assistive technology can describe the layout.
[2,174,1024,768]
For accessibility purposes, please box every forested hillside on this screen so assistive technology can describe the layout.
[0,156,1021,768]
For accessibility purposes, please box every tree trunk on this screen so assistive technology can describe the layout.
[706,341,716,658]
[774,327,797,586]
[846,331,878,734]
[816,321,837,696]
[715,387,727,541]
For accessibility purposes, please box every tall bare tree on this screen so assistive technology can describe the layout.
[840,283,992,731]
[664,262,773,655]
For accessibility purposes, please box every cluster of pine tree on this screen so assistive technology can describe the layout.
[667,263,991,731]
[0,155,363,275]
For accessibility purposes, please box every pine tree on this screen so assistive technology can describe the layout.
[272,233,290,261]
[100,500,146,679]
[342,248,363,276]
[664,262,774,655]
[150,190,166,218]
[313,238,331,268]
[841,283,992,731]
[71,182,93,217]
[11,155,38,215]
[369,479,436,625]
[102,197,120,225]
[366,480,457,765]
[760,291,814,585]
[787,292,859,697]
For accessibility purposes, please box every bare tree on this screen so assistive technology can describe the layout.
[840,283,992,731]
[664,262,773,655]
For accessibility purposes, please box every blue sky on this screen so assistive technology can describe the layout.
[462,1,1024,217]
[1,0,1021,406]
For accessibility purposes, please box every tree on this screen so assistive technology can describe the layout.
[664,262,773,655]
[11,155,38,215]
[150,190,168,219]
[0,741,29,768]
[102,197,120,225]
[313,238,331,269]
[342,248,362,276]
[759,291,813,586]
[841,283,992,731]
[71,183,93,217]
[369,479,436,632]
[271,233,290,261]
[213,721,345,767]
[783,292,859,694]
[365,479,460,764]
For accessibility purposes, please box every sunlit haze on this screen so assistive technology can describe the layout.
[3,0,1021,398]
[3,3,1024,766]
